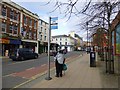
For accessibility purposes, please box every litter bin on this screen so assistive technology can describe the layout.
[90,51,96,67]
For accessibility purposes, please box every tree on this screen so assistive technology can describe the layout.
[45,0,120,73]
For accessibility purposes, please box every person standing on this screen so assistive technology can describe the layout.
[54,50,64,77]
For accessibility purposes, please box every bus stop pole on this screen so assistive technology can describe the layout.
[45,17,52,80]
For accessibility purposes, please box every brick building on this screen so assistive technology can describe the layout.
[0,0,39,56]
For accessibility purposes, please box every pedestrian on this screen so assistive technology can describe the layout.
[54,50,65,77]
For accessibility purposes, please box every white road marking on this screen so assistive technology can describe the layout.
[41,64,46,67]
[26,67,35,71]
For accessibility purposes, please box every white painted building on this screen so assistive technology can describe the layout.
[69,31,84,50]
[38,19,49,53]
[51,35,75,52]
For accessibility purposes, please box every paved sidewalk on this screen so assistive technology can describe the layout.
[21,53,118,88]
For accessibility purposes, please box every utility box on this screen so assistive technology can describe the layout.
[90,52,96,67]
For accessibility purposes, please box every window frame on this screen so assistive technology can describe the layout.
[14,25,18,35]
[2,23,6,32]
[9,25,14,34]
[2,6,7,16]
[10,10,14,19]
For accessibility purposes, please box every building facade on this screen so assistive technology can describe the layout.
[51,35,75,52]
[0,0,39,56]
[38,19,49,53]
[69,31,84,50]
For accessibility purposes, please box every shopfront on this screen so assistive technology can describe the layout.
[0,38,21,56]
[0,38,10,56]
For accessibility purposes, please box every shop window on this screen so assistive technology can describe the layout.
[9,25,13,33]
[2,23,6,32]
[10,10,14,19]
[2,6,6,16]
[14,26,18,34]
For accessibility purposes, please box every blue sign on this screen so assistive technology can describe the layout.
[51,17,58,30]
[10,39,21,44]
[51,25,58,29]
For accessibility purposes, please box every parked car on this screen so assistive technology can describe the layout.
[9,48,38,61]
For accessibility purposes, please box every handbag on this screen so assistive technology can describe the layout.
[63,64,67,71]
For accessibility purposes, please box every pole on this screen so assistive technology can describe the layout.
[45,17,52,80]
[87,22,89,54]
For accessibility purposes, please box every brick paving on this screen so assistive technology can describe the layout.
[29,53,118,88]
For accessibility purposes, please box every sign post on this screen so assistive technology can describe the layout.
[45,17,58,80]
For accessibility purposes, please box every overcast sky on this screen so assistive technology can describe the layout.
[11,0,90,41]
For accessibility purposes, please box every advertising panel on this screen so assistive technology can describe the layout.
[115,23,120,55]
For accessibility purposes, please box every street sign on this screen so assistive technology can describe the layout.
[51,17,58,29]
[51,25,58,29]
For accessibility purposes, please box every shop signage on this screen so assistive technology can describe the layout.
[10,39,21,44]
[0,39,10,44]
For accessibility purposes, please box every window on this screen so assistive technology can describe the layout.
[66,38,67,41]
[41,21,42,25]
[65,42,67,45]
[29,31,32,39]
[34,20,37,28]
[30,19,32,26]
[14,13,19,21]
[2,23,6,32]
[60,38,62,41]
[10,10,14,19]
[9,25,13,33]
[41,35,42,40]
[44,36,46,41]
[44,29,47,34]
[34,33,36,39]
[41,27,42,32]
[24,15,27,24]
[56,38,57,41]
[2,7,6,16]
[14,26,18,34]
[60,42,62,45]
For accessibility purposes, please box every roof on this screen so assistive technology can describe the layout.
[3,0,39,19]
[52,35,69,38]
[52,35,76,40]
